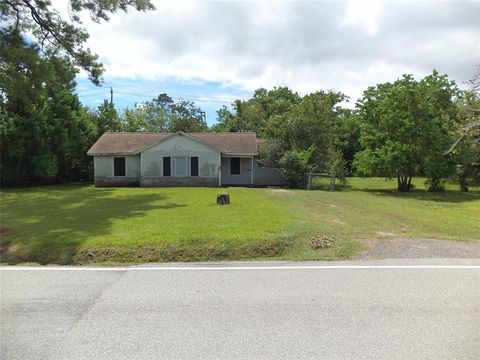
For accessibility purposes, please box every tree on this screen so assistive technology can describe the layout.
[0,30,96,186]
[117,95,207,133]
[211,87,301,135]
[447,67,480,191]
[120,94,172,132]
[210,105,236,132]
[266,91,346,182]
[354,71,459,192]
[94,100,121,133]
[169,100,208,132]
[1,0,154,84]
[334,109,362,174]
[278,148,314,188]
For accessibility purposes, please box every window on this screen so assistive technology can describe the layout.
[191,157,199,177]
[230,157,240,175]
[114,157,126,177]
[173,157,188,177]
[163,157,171,177]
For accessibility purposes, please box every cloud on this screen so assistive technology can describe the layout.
[74,0,479,103]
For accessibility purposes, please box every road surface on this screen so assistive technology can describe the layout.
[1,259,480,360]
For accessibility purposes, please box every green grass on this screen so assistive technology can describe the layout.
[0,186,293,264]
[1,178,479,265]
[277,177,480,260]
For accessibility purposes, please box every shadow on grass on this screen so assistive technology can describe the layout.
[1,185,293,265]
[1,185,186,265]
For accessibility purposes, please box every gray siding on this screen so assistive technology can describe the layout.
[141,135,219,178]
[254,163,288,186]
[221,157,252,185]
[94,155,140,178]
[92,135,286,187]
[140,177,218,187]
[94,156,112,177]
[127,156,141,177]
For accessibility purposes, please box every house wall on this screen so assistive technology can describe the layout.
[253,162,288,186]
[141,134,220,184]
[93,155,141,187]
[221,157,253,185]
[91,134,286,187]
[140,177,218,187]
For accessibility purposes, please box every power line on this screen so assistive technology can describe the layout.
[114,91,238,103]
[75,88,242,104]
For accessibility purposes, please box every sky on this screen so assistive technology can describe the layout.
[69,0,480,125]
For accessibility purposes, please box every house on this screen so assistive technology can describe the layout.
[87,131,287,187]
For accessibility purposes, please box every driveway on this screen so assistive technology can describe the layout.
[360,237,480,259]
[1,259,480,360]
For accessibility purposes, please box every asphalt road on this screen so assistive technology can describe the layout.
[1,259,480,360]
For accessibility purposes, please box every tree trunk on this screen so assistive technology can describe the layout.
[397,175,412,192]
[15,155,22,175]
[459,176,469,192]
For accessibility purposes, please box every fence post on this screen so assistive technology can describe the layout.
[307,173,312,190]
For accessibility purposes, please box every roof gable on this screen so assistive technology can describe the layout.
[87,132,259,155]
[140,131,222,153]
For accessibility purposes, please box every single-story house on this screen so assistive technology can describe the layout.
[87,131,287,187]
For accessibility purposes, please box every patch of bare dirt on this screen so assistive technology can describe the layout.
[269,189,294,194]
[375,231,397,237]
[310,234,337,249]
[0,227,14,257]
[359,237,480,259]
[0,226,11,237]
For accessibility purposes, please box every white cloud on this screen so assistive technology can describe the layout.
[68,0,479,101]
[343,0,381,35]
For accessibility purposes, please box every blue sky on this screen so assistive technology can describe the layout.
[75,76,251,126]
[69,0,478,127]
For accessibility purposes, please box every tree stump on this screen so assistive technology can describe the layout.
[217,194,230,205]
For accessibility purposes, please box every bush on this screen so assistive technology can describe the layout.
[425,177,446,192]
[278,148,313,188]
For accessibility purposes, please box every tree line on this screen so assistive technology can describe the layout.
[1,1,479,190]
[213,73,479,192]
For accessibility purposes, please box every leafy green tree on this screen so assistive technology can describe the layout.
[447,70,480,191]
[265,90,346,185]
[334,109,362,174]
[117,95,207,133]
[452,128,480,192]
[120,95,171,132]
[325,146,348,186]
[1,0,154,84]
[210,105,236,132]
[121,107,146,132]
[278,148,314,188]
[94,100,121,133]
[0,30,96,186]
[212,87,301,135]
[169,100,208,132]
[354,71,459,192]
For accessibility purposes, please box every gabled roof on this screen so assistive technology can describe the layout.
[87,131,259,155]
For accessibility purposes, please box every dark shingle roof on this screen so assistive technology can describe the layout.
[87,132,259,155]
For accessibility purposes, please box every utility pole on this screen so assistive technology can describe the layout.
[110,87,113,104]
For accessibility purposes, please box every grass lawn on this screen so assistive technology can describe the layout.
[1,178,479,265]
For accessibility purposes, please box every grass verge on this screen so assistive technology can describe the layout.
[1,178,478,265]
